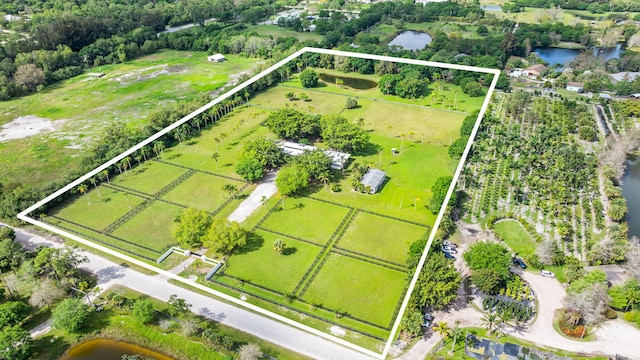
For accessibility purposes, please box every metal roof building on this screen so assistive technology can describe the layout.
[278,141,350,170]
[360,169,386,194]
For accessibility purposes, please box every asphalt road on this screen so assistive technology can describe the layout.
[12,226,376,360]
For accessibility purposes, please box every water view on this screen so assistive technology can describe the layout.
[387,30,433,51]
[481,5,502,11]
[319,73,378,90]
[622,160,640,239]
[59,339,173,360]
[534,44,624,67]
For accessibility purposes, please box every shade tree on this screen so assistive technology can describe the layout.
[264,108,320,140]
[240,137,286,169]
[276,163,309,196]
[236,158,265,182]
[203,218,248,254]
[0,325,34,360]
[173,208,211,248]
[319,114,370,153]
[52,298,91,333]
[299,68,319,88]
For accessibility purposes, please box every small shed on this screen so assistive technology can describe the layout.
[360,169,386,194]
[208,54,226,62]
[566,82,584,92]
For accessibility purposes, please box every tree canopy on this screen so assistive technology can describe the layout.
[299,68,319,88]
[173,208,211,248]
[463,242,512,292]
[411,252,461,310]
[429,176,454,214]
[264,108,319,140]
[320,114,370,153]
[240,137,286,169]
[52,298,90,333]
[203,218,247,254]
[276,163,309,196]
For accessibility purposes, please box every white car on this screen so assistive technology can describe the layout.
[540,270,555,278]
[442,245,457,254]
[443,240,457,248]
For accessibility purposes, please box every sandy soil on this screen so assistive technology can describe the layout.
[0,115,62,142]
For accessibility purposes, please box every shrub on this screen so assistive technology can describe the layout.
[623,311,637,322]
[604,307,617,319]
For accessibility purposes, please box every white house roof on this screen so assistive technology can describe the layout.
[361,169,386,190]
[208,54,226,61]
[278,141,350,170]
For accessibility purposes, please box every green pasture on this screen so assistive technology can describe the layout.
[337,212,427,264]
[223,230,322,294]
[260,197,350,244]
[116,161,187,195]
[162,172,245,212]
[302,253,406,327]
[53,187,145,230]
[493,219,537,257]
[111,201,182,251]
[242,25,324,42]
[250,85,348,115]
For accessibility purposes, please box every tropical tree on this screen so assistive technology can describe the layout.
[77,183,89,204]
[273,239,285,255]
[0,325,34,360]
[222,184,238,199]
[482,313,498,334]
[52,298,90,333]
[449,321,463,352]
[203,219,247,254]
[101,169,110,183]
[432,321,450,350]
[90,178,101,197]
[132,298,155,324]
[212,152,220,169]
[173,208,211,248]
[153,141,165,158]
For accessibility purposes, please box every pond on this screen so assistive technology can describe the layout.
[59,339,173,360]
[533,44,624,68]
[622,160,640,239]
[387,30,433,51]
[481,5,502,11]
[318,73,378,90]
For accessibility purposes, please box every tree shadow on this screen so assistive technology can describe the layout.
[282,247,297,256]
[236,193,249,200]
[166,153,182,160]
[223,163,233,167]
[354,141,382,156]
[101,197,112,203]
[236,232,264,254]
[293,202,305,210]
[32,335,69,360]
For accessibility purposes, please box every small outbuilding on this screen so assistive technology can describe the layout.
[208,54,226,62]
[523,64,547,79]
[360,169,386,194]
[566,82,584,92]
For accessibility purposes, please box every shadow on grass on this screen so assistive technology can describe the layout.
[282,247,297,256]
[235,232,264,254]
[33,335,70,360]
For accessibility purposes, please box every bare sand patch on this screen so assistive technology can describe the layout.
[109,64,188,85]
[0,115,62,142]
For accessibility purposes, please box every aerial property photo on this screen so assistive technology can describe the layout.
[19,48,498,358]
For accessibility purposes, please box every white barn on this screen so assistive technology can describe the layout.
[360,169,386,194]
[278,141,350,170]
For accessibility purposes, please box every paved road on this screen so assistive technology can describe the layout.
[12,226,375,360]
[228,172,277,223]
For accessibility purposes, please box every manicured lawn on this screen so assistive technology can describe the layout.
[493,219,537,257]
[337,212,427,264]
[250,85,349,115]
[111,201,182,252]
[162,172,246,212]
[242,25,324,42]
[223,230,322,294]
[115,161,187,195]
[302,253,406,327]
[53,187,145,230]
[260,197,350,244]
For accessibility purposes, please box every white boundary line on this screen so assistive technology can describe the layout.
[18,47,500,359]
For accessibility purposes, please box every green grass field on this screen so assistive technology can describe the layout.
[0,50,256,191]
[493,219,537,257]
[337,212,427,265]
[260,198,350,244]
[111,201,183,251]
[117,161,188,195]
[162,172,245,212]
[223,230,322,294]
[302,253,406,327]
[242,25,324,43]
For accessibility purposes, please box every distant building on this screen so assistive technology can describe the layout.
[609,72,640,83]
[508,68,524,78]
[304,24,316,32]
[566,82,584,92]
[278,141,350,170]
[360,169,386,194]
[3,14,21,22]
[208,54,226,62]
[523,64,548,79]
[600,93,613,100]
[415,0,448,4]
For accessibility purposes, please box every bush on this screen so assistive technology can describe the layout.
[299,69,319,88]
[623,311,636,322]
[604,307,617,319]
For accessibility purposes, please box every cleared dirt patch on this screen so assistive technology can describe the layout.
[0,115,62,142]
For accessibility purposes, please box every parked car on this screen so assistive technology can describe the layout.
[443,240,457,248]
[423,313,434,322]
[444,252,455,260]
[512,257,527,269]
[540,270,555,278]
[442,245,457,254]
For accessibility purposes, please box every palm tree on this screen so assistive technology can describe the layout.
[77,183,89,203]
[122,191,131,208]
[153,141,165,159]
[626,287,640,312]
[122,156,132,174]
[141,147,150,162]
[450,321,462,353]
[244,90,250,104]
[273,239,285,255]
[214,137,220,152]
[90,178,101,197]
[482,313,498,334]
[212,152,220,169]
[134,154,143,166]
[356,117,365,127]
[101,169,110,183]
[432,321,450,350]
[317,171,330,188]
[193,116,203,130]
[222,184,237,199]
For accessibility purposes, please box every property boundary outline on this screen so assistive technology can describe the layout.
[18,47,500,359]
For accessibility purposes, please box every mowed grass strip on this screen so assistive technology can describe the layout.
[111,201,182,252]
[302,253,406,327]
[223,230,322,294]
[250,86,348,116]
[116,161,187,195]
[260,197,350,244]
[162,172,245,212]
[53,186,145,230]
[493,220,537,257]
[337,212,427,264]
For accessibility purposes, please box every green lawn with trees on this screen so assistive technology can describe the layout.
[493,220,537,257]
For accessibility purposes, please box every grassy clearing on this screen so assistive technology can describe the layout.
[302,253,406,327]
[162,172,245,212]
[111,201,182,251]
[493,219,537,257]
[116,161,188,195]
[223,230,322,294]
[337,212,427,264]
[53,187,145,230]
[242,25,324,42]
[260,197,350,244]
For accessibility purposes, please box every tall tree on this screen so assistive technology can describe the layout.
[52,298,90,333]
[203,219,247,254]
[173,208,211,249]
[0,325,34,360]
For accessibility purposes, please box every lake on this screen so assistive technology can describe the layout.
[319,73,378,90]
[387,30,432,51]
[59,339,173,360]
[534,44,624,67]
[622,160,640,239]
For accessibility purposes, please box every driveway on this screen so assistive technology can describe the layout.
[11,226,375,360]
